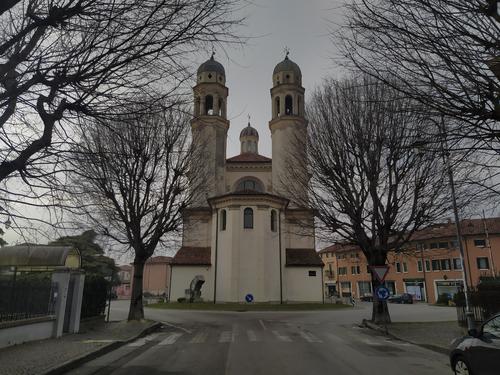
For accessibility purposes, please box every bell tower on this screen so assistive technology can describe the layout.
[191,54,229,204]
[269,53,307,203]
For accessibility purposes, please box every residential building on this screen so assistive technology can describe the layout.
[319,218,500,303]
[115,256,173,299]
[169,54,323,303]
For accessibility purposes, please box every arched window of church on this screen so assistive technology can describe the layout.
[236,178,264,192]
[275,96,280,117]
[220,209,226,231]
[244,208,253,229]
[205,95,214,115]
[285,95,293,115]
[271,210,277,232]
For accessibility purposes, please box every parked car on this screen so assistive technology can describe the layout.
[388,293,413,304]
[449,313,500,375]
[360,293,373,302]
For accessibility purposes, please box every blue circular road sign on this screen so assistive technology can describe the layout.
[375,286,390,301]
[245,294,254,303]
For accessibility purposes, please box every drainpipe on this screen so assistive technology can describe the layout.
[420,244,428,302]
[214,208,219,304]
[278,208,283,304]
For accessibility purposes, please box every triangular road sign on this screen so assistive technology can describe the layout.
[369,265,390,283]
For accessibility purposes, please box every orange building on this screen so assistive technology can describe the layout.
[116,256,173,299]
[320,218,500,303]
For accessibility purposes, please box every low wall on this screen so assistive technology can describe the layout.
[0,316,56,349]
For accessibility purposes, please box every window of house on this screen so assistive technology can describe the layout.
[366,265,371,274]
[403,262,408,273]
[308,270,316,277]
[351,265,360,275]
[440,259,451,271]
[477,257,489,270]
[417,260,423,272]
[474,239,486,247]
[271,210,277,232]
[453,258,462,270]
[338,267,347,275]
[328,264,334,278]
[450,240,458,248]
[425,259,431,272]
[396,262,401,273]
[243,208,253,229]
[439,242,449,249]
[432,259,441,271]
[220,209,226,231]
[430,242,439,249]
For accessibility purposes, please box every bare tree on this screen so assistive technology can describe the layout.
[0,0,242,223]
[68,105,204,320]
[294,76,453,324]
[340,0,499,147]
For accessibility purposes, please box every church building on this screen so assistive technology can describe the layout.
[169,54,323,303]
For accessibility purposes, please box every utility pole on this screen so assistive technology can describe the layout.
[440,117,474,330]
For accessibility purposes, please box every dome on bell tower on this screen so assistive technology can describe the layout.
[272,53,302,87]
[197,53,226,85]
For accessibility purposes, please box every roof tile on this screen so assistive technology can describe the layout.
[285,248,323,267]
[172,247,211,266]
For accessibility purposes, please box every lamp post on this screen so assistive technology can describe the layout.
[439,117,475,331]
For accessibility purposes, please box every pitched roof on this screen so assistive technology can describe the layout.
[172,247,211,266]
[285,248,323,267]
[319,243,360,254]
[319,218,500,253]
[226,153,271,163]
[146,256,173,264]
[410,218,500,240]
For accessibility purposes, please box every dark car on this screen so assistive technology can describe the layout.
[387,293,413,304]
[449,314,500,375]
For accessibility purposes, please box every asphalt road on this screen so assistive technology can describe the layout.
[72,301,454,375]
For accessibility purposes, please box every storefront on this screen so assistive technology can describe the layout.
[434,280,464,302]
[404,278,426,301]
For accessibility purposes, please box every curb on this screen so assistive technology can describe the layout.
[361,319,449,355]
[42,321,162,375]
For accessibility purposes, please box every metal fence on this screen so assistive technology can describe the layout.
[0,275,56,322]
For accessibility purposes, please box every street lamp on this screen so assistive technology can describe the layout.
[439,116,475,331]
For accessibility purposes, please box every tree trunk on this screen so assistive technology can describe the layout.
[128,260,145,321]
[371,276,391,325]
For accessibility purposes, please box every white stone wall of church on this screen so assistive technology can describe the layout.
[225,170,272,193]
[183,217,211,247]
[170,266,213,302]
[284,267,323,302]
[215,205,281,302]
[283,222,315,249]
[271,123,307,200]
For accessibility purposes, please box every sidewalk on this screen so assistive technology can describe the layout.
[386,321,466,353]
[0,319,160,375]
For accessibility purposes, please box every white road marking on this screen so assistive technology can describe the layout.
[160,321,192,334]
[158,332,183,346]
[299,331,323,343]
[259,319,267,330]
[126,333,161,347]
[247,330,258,342]
[272,330,292,342]
[219,331,234,343]
[190,331,208,344]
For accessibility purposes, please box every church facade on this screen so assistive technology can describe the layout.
[169,55,323,303]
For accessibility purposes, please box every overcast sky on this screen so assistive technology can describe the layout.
[2,0,345,249]
[220,0,344,158]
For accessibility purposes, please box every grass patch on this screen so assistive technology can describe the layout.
[147,302,351,311]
